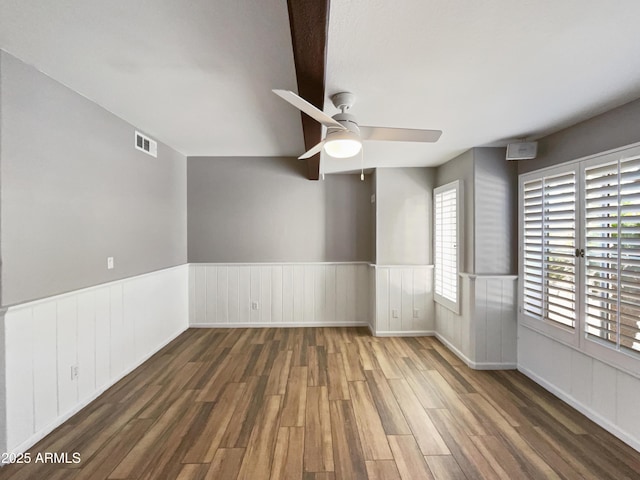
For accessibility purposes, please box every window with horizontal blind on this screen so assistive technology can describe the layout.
[584,154,640,357]
[519,143,640,370]
[522,171,577,329]
[434,180,461,313]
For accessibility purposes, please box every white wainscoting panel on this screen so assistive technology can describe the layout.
[371,265,435,336]
[3,265,189,454]
[436,274,517,369]
[189,263,370,327]
[518,325,640,452]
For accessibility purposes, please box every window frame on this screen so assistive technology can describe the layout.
[518,142,640,375]
[519,163,579,347]
[434,180,462,314]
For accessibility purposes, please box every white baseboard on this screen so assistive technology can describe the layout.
[189,322,368,329]
[518,365,640,452]
[372,330,435,337]
[5,325,188,457]
[435,333,516,370]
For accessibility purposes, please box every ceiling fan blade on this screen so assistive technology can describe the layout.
[360,126,442,143]
[298,140,325,159]
[273,89,346,130]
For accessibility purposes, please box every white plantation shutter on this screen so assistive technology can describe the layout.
[434,181,460,312]
[584,155,640,354]
[522,171,577,329]
[520,143,640,371]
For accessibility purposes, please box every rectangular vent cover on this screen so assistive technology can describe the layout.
[135,131,157,157]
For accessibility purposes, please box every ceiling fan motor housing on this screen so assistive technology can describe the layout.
[330,112,360,133]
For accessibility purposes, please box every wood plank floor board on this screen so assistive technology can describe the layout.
[2,327,640,480]
[281,366,309,427]
[219,375,268,449]
[265,349,293,395]
[304,386,334,473]
[327,353,350,400]
[365,460,401,480]
[236,394,282,480]
[387,435,435,480]
[388,378,450,455]
[348,381,393,460]
[396,357,445,409]
[424,455,468,480]
[203,448,245,480]
[370,342,404,380]
[364,370,411,435]
[342,343,366,381]
[468,434,535,480]
[181,382,246,463]
[427,409,501,480]
[270,427,305,480]
[108,390,198,479]
[307,345,328,387]
[330,399,368,480]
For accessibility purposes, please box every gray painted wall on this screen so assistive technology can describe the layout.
[187,156,372,263]
[435,150,475,274]
[375,167,434,265]
[520,97,640,174]
[0,51,187,306]
[474,148,517,274]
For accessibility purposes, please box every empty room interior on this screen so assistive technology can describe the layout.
[1,1,640,479]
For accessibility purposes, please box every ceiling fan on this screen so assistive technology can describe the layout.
[273,89,442,160]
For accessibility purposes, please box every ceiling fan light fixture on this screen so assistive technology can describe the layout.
[323,130,362,158]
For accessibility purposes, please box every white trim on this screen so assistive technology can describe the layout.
[460,273,518,280]
[435,333,516,370]
[370,264,434,269]
[434,180,462,315]
[5,324,187,456]
[520,140,640,176]
[518,365,640,452]
[190,322,368,329]
[191,261,370,266]
[371,330,435,337]
[4,264,187,310]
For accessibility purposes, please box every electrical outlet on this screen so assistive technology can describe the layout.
[392,309,399,318]
[251,302,259,310]
[413,308,419,318]
[107,256,114,270]
[71,365,79,380]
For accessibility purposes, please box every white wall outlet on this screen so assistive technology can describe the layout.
[71,365,79,380]
[371,194,376,203]
[413,308,419,318]
[107,256,114,270]
[392,309,399,318]
[251,302,259,310]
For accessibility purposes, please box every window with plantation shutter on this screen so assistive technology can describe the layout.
[434,181,461,313]
[522,171,577,329]
[584,154,640,355]
[520,143,640,371]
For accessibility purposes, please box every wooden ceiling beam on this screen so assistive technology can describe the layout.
[286,0,330,180]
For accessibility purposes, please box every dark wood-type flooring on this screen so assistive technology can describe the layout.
[1,327,639,479]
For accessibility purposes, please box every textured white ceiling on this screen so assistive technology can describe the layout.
[0,0,304,157]
[322,0,640,172]
[2,1,640,172]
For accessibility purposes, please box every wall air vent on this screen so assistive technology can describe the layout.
[135,131,157,158]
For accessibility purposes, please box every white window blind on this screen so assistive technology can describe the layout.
[584,155,640,355]
[434,181,460,312]
[522,172,577,329]
[520,143,640,371]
